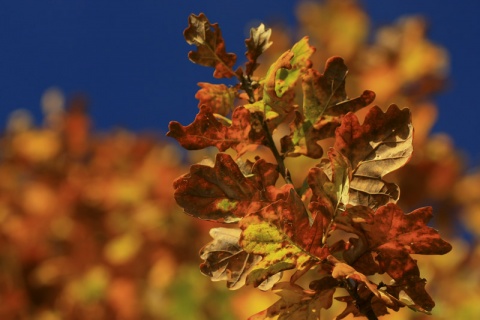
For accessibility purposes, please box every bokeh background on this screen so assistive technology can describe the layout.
[1,0,480,319]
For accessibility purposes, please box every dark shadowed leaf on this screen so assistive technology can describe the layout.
[184,13,237,78]
[335,105,413,208]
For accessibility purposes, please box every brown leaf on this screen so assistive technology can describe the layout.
[335,105,413,208]
[245,23,273,76]
[195,82,237,116]
[167,106,266,154]
[184,13,237,78]
[173,153,281,223]
[199,227,281,290]
[167,105,229,151]
[354,203,452,310]
[249,282,335,320]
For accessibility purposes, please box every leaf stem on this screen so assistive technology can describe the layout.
[342,279,379,320]
[238,75,294,186]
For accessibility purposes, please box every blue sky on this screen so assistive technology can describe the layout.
[1,1,479,166]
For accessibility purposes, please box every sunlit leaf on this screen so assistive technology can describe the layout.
[200,227,281,290]
[245,23,273,76]
[335,105,413,208]
[249,282,335,319]
[195,82,237,116]
[184,13,237,78]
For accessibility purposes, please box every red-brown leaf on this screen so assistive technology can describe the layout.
[334,105,413,208]
[184,13,237,78]
[167,106,266,154]
[245,23,272,76]
[173,153,259,222]
[195,82,237,116]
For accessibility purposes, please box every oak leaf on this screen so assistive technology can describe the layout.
[195,82,237,116]
[249,282,335,320]
[167,106,266,155]
[173,153,280,223]
[239,187,330,287]
[184,13,237,78]
[335,105,413,208]
[245,23,273,76]
[353,203,452,311]
[281,58,375,158]
[199,227,281,290]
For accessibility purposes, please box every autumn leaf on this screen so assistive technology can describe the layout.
[302,57,375,123]
[281,59,375,158]
[352,203,452,310]
[195,82,237,116]
[184,13,237,78]
[335,105,413,208]
[245,23,273,76]
[199,227,281,290]
[238,187,330,287]
[251,37,314,129]
[167,105,266,154]
[173,153,271,223]
[249,282,335,320]
[167,105,229,151]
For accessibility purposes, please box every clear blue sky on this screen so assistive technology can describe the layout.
[1,1,479,166]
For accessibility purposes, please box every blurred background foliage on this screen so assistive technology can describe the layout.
[0,0,478,319]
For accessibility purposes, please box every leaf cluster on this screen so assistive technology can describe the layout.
[168,13,452,319]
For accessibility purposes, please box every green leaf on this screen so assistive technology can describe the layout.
[261,37,314,128]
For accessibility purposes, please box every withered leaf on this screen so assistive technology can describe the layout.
[335,105,413,208]
[199,227,281,290]
[302,57,375,124]
[184,13,237,78]
[353,203,452,311]
[239,187,328,287]
[173,154,282,223]
[245,23,273,76]
[249,282,335,320]
[282,58,374,159]
[174,153,270,223]
[280,111,339,159]
[195,82,237,116]
[167,106,266,154]
[167,105,229,151]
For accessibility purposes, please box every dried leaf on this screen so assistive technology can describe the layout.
[199,227,280,290]
[167,106,266,154]
[195,82,237,116]
[354,203,452,310]
[249,282,335,319]
[281,58,374,158]
[167,105,229,151]
[245,23,273,76]
[184,13,237,78]
[335,105,413,208]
